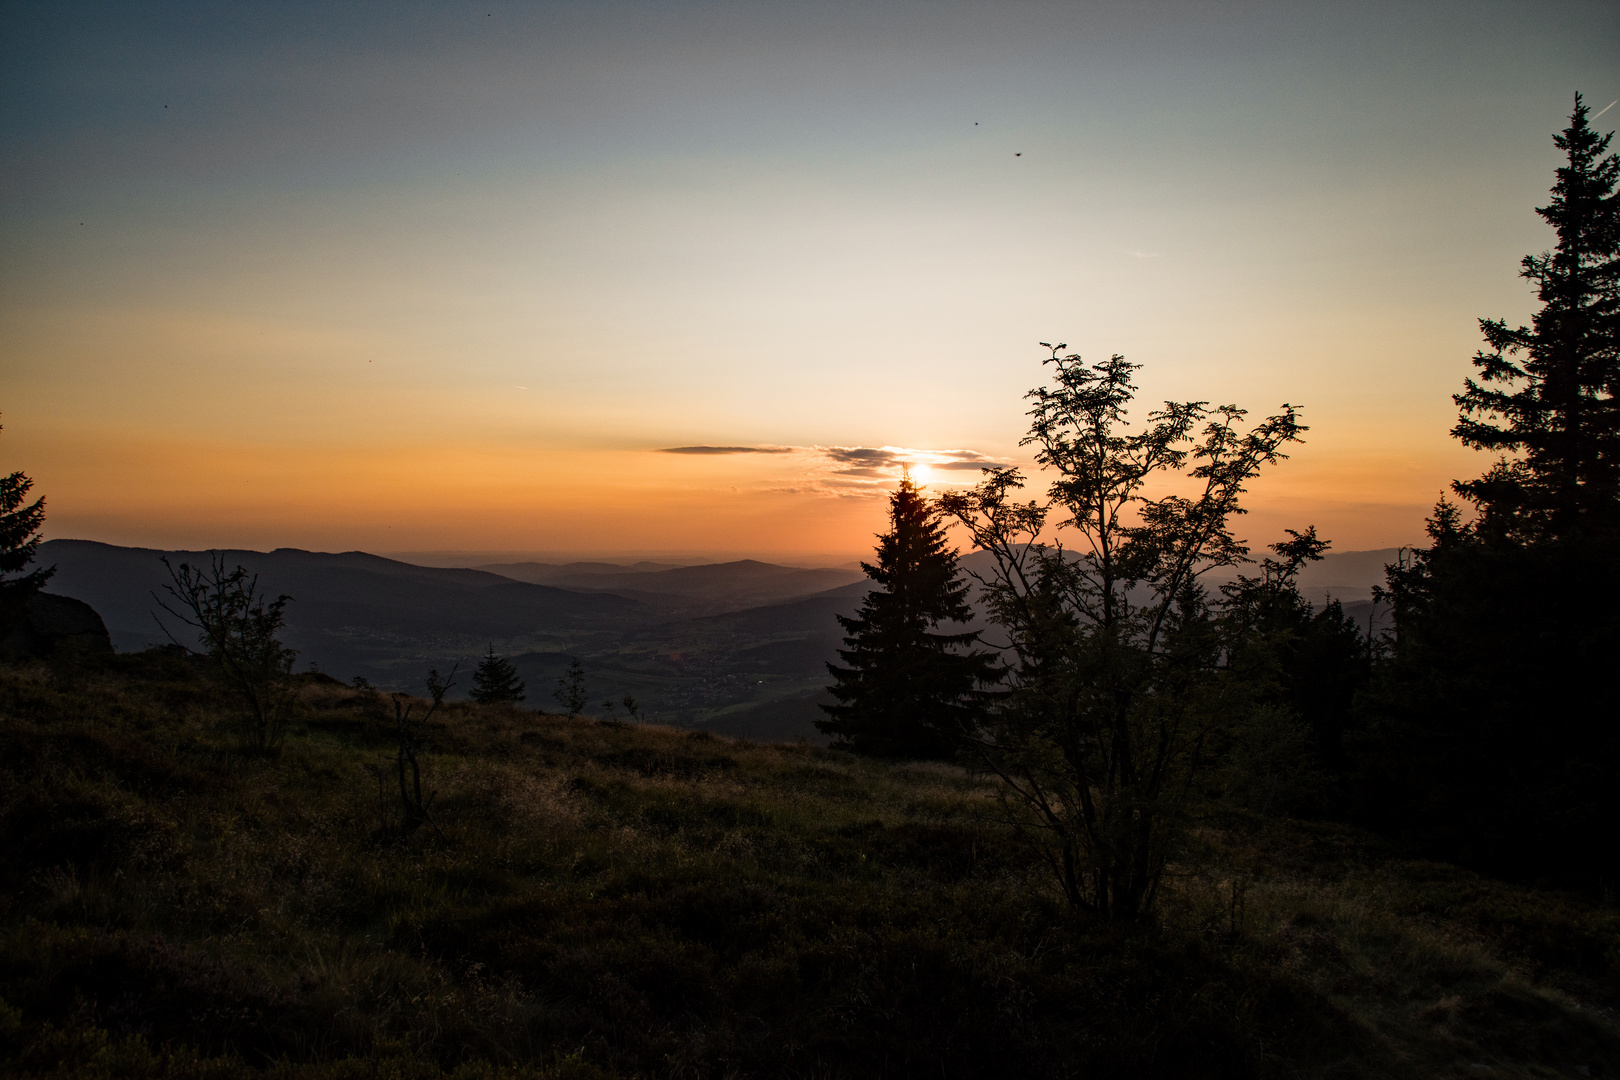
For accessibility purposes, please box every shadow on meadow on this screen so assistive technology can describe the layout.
[0,650,1615,1078]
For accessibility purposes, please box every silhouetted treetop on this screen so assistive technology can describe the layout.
[0,416,53,601]
[1454,94,1620,541]
[819,473,997,760]
[471,645,526,705]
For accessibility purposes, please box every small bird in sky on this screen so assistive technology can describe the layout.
[1015,152,1021,157]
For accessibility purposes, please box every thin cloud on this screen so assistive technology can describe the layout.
[824,447,903,466]
[657,442,1020,499]
[820,446,1012,470]
[814,446,1018,487]
[659,445,794,455]
[925,449,1012,471]
[1593,100,1617,120]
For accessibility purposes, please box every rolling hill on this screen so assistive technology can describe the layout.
[478,558,865,617]
[31,540,870,739]
[35,540,648,685]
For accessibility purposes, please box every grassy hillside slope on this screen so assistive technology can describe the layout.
[1,652,1617,1078]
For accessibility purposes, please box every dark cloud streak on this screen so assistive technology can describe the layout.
[659,445,793,455]
[824,447,901,465]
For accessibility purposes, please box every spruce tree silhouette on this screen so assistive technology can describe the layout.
[1364,97,1620,891]
[1454,94,1620,541]
[470,644,526,704]
[554,658,588,717]
[818,473,997,759]
[0,417,53,603]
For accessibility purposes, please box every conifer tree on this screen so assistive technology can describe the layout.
[554,658,587,716]
[0,417,53,602]
[1363,97,1620,890]
[1454,94,1620,541]
[818,474,997,759]
[470,645,526,704]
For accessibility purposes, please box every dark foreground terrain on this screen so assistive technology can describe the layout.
[2,652,1616,1078]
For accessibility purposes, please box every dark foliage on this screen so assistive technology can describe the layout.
[818,475,998,759]
[155,555,297,754]
[1359,99,1620,893]
[940,349,1310,919]
[0,418,52,603]
[553,657,587,716]
[1360,505,1620,891]
[1218,528,1370,799]
[1453,95,1620,543]
[470,645,526,704]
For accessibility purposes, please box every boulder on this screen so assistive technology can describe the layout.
[0,592,115,659]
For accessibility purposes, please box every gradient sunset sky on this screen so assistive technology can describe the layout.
[3,1,1616,563]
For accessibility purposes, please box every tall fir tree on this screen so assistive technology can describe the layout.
[817,474,998,759]
[1454,94,1620,541]
[1361,98,1620,891]
[470,645,526,705]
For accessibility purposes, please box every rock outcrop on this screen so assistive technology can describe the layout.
[0,592,115,659]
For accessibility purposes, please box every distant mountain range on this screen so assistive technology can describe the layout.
[30,539,1400,743]
[32,540,871,741]
[477,559,865,617]
[36,538,642,676]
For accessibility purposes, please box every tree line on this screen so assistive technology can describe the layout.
[820,95,1620,912]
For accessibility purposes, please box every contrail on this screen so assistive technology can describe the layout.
[1594,100,1618,120]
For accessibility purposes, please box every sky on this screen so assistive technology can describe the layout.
[2,0,1616,564]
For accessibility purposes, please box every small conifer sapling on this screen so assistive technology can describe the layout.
[554,657,588,716]
[470,644,526,704]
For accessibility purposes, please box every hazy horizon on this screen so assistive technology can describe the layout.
[37,535,1406,578]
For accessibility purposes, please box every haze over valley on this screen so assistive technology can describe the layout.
[36,538,1394,741]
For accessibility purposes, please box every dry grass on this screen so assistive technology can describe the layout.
[0,653,1615,1078]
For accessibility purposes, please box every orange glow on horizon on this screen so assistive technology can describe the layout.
[14,418,1467,562]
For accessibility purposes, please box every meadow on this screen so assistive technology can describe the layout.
[2,650,1617,1079]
